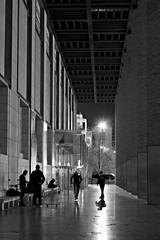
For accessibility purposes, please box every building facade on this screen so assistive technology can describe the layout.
[0,0,80,197]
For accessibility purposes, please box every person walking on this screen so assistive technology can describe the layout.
[31,165,45,207]
[70,168,82,201]
[19,170,28,206]
[97,171,106,200]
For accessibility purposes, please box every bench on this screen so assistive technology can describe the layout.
[0,193,34,211]
[24,193,34,202]
[50,187,61,194]
[42,187,61,197]
[0,196,20,211]
[42,188,52,197]
[0,188,60,210]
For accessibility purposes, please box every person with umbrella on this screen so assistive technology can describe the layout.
[97,171,106,200]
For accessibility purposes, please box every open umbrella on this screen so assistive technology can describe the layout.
[92,172,115,180]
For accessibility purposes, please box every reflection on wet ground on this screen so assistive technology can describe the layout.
[1,184,160,239]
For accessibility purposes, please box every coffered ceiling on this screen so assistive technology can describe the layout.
[45,0,134,103]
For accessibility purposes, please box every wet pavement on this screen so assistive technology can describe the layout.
[1,184,160,239]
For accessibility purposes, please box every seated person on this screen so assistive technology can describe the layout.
[48,178,58,189]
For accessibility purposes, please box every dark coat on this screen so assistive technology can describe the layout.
[19,174,27,191]
[97,174,106,187]
[31,169,45,187]
[48,179,57,188]
[70,172,82,185]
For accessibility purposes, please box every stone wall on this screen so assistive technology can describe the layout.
[115,0,160,204]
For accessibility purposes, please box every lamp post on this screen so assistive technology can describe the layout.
[97,121,107,171]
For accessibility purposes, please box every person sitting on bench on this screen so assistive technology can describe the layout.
[48,178,58,189]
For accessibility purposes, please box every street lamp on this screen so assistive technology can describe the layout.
[98,121,107,130]
[97,121,107,171]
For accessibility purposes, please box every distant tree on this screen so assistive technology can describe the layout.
[88,135,115,178]
[100,147,115,174]
[88,145,99,178]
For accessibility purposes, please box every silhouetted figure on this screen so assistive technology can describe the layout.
[19,170,28,206]
[48,178,58,188]
[31,165,45,207]
[70,169,82,201]
[26,175,34,193]
[97,171,106,200]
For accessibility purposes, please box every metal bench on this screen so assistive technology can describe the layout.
[42,188,52,197]
[42,187,61,197]
[0,196,20,211]
[24,193,34,202]
[0,188,59,210]
[50,187,61,194]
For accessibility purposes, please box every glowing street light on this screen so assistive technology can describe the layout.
[98,121,107,130]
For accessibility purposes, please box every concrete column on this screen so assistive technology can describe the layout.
[119,163,126,189]
[58,56,62,129]
[37,119,43,163]
[43,11,51,124]
[148,146,160,204]
[126,159,132,192]
[66,79,69,130]
[123,162,127,190]
[70,89,73,130]
[131,157,137,195]
[31,111,37,172]
[73,95,77,131]
[63,70,66,130]
[30,0,36,110]
[47,129,53,166]
[21,106,30,160]
[8,91,19,185]
[11,1,18,92]
[68,86,71,130]
[18,0,28,98]
[0,87,8,155]
[0,0,5,75]
[35,119,47,184]
[51,35,56,128]
[43,122,47,184]
[137,152,147,199]
[51,130,56,178]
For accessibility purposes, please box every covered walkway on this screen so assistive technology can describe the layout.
[1,184,160,240]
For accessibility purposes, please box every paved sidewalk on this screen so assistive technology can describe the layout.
[1,184,160,240]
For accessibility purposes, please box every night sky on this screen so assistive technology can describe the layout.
[77,103,115,129]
